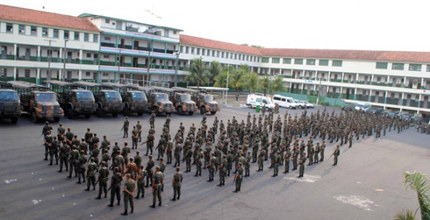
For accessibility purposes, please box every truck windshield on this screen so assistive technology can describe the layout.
[0,91,18,101]
[35,93,57,102]
[180,94,191,102]
[76,91,94,101]
[203,95,214,102]
[104,91,121,101]
[156,93,168,101]
[131,92,147,101]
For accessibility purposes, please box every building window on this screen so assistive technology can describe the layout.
[103,72,109,76]
[282,58,291,64]
[332,60,343,67]
[185,47,189,53]
[306,59,316,65]
[216,51,220,57]
[272,58,280,64]
[84,33,89,42]
[53,29,59,38]
[64,30,69,39]
[294,58,303,65]
[427,65,430,72]
[6,23,13,33]
[376,62,388,69]
[19,25,25,34]
[202,49,206,56]
[86,72,91,77]
[191,47,195,54]
[74,32,80,40]
[392,63,404,70]
[86,53,91,58]
[42,27,48,37]
[25,69,30,78]
[93,34,98,43]
[105,18,110,24]
[319,59,329,66]
[409,64,422,71]
[30,26,37,36]
[261,57,269,63]
[103,54,110,58]
[196,48,200,55]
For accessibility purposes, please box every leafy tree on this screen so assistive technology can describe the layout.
[213,70,229,88]
[185,58,209,88]
[208,61,221,86]
[229,65,249,91]
[395,171,430,220]
[241,72,259,93]
[259,76,271,96]
[271,75,285,93]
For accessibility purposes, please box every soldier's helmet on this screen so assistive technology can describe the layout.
[101,161,107,166]
[45,121,49,124]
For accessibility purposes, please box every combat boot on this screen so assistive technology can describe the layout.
[130,207,134,214]
[121,209,128,216]
[150,204,156,208]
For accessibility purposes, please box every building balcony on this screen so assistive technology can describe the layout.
[100,46,177,59]
[0,54,15,60]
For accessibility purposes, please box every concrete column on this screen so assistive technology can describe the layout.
[14,44,17,60]
[13,67,17,80]
[37,46,41,61]
[78,70,82,80]
[36,68,40,85]
[79,50,83,64]
[368,89,372,102]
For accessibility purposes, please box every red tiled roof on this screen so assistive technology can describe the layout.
[180,34,430,63]
[260,48,430,63]
[180,34,262,56]
[0,4,99,32]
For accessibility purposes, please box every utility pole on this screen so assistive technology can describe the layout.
[174,50,180,87]
[226,64,229,104]
[43,39,55,85]
[62,39,68,81]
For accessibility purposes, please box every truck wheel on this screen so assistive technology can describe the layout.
[11,117,18,124]
[54,117,60,122]
[211,111,217,115]
[189,111,194,116]
[85,114,91,119]
[200,107,205,115]
[31,111,39,123]
[177,107,183,114]
[137,112,143,116]
[112,113,118,117]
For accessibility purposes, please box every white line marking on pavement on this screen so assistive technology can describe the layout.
[4,179,17,184]
[285,174,321,183]
[32,199,42,205]
[375,188,384,192]
[334,195,375,211]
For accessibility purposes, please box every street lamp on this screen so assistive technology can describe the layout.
[62,39,68,81]
[174,50,180,87]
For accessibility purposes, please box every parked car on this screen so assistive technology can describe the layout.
[272,94,297,109]
[303,101,314,108]
[354,102,371,112]
[294,99,306,109]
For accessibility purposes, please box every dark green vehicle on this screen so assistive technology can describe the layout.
[0,83,21,123]
[101,83,148,116]
[46,80,96,119]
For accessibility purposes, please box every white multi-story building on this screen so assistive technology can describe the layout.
[1,4,430,113]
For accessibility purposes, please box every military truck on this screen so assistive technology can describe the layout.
[102,83,148,116]
[142,86,174,115]
[172,87,219,115]
[171,87,197,115]
[73,81,122,117]
[8,81,63,123]
[46,80,96,119]
[0,82,21,123]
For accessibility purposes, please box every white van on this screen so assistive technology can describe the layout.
[246,94,275,110]
[272,94,297,109]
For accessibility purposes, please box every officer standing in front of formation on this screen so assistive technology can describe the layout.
[121,173,136,216]
[95,161,109,200]
[171,167,183,201]
[233,163,243,193]
[150,166,164,208]
[122,117,129,138]
[332,145,340,166]
[44,130,53,161]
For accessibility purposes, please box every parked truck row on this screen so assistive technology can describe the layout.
[0,81,220,124]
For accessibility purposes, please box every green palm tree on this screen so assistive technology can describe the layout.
[213,70,229,88]
[271,75,285,93]
[208,61,221,86]
[395,171,430,220]
[242,72,259,93]
[186,58,209,88]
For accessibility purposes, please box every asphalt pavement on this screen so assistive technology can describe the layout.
[0,105,428,220]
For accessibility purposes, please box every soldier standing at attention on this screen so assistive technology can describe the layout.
[85,158,97,191]
[319,141,326,162]
[150,111,156,129]
[150,166,164,208]
[58,141,69,172]
[57,123,65,142]
[135,166,146,199]
[142,131,155,156]
[77,150,87,184]
[108,167,122,207]
[233,163,244,193]
[95,161,109,199]
[42,121,52,137]
[122,117,129,138]
[218,163,226,186]
[49,136,59,165]
[244,152,251,177]
[298,154,306,178]
[44,130,53,161]
[257,149,265,172]
[68,146,79,178]
[136,121,142,142]
[131,126,139,150]
[145,155,155,187]
[121,174,136,216]
[171,167,183,201]
[332,145,340,166]
[272,151,280,177]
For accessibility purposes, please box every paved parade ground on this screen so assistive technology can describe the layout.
[0,106,429,220]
